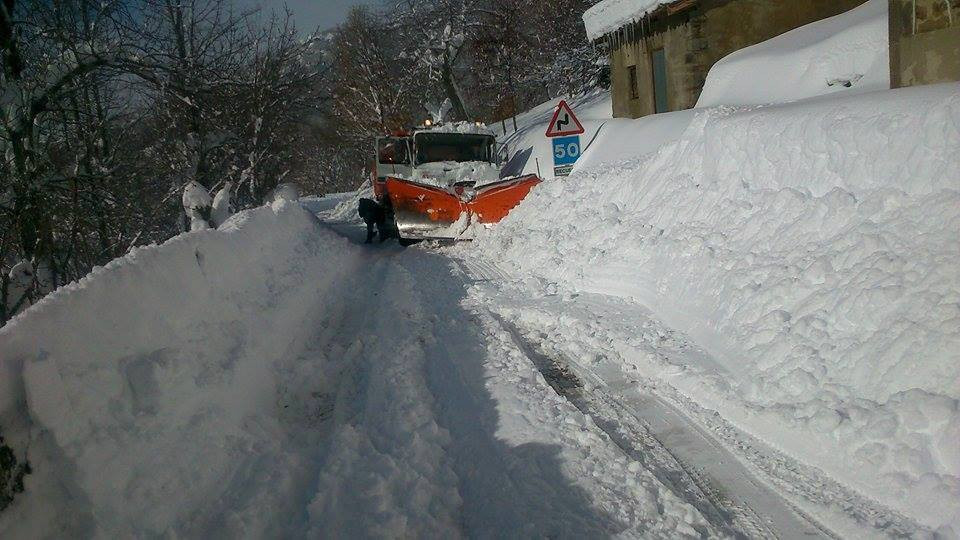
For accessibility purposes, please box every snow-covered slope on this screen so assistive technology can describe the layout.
[0,201,366,537]
[472,83,960,532]
[697,0,890,108]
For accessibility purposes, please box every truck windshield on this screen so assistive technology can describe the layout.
[415,133,494,164]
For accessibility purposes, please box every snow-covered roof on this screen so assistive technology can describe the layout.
[582,0,668,41]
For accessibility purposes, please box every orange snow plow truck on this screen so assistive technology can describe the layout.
[368,124,541,244]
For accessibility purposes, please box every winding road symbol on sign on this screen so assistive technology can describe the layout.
[545,100,585,138]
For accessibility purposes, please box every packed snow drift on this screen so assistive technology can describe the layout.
[0,201,366,536]
[697,0,890,107]
[472,83,960,532]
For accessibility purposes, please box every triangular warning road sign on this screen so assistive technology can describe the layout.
[545,100,585,137]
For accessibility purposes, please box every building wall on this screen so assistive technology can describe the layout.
[889,0,960,87]
[611,24,698,118]
[609,0,867,119]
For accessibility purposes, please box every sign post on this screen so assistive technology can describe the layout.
[545,100,585,177]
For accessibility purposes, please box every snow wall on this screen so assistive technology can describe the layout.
[696,0,890,108]
[474,83,960,531]
[0,201,365,537]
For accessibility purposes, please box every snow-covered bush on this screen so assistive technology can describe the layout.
[182,181,213,231]
[3,261,35,319]
[271,183,300,203]
[211,181,234,228]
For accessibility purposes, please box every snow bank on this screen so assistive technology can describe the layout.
[315,182,373,222]
[0,201,365,537]
[697,0,889,108]
[473,83,960,531]
[300,190,362,218]
[575,109,694,171]
[583,0,665,41]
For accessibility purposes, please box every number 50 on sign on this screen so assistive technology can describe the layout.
[552,135,581,176]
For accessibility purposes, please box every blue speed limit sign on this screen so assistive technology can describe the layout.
[552,136,581,166]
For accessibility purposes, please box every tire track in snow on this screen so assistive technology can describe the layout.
[450,252,929,539]
[304,254,466,537]
[489,312,807,540]
[498,295,926,538]
[395,250,627,537]
[321,222,732,537]
[643,382,925,539]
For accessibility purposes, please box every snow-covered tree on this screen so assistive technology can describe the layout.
[317,7,421,189]
[471,0,607,113]
[525,0,608,97]
[329,7,419,135]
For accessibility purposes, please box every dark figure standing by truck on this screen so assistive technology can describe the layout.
[358,198,387,243]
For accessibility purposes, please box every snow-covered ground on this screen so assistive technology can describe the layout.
[457,5,957,533]
[1,2,957,537]
[467,81,960,534]
[0,200,739,538]
[3,83,957,535]
[300,190,359,216]
[0,201,368,536]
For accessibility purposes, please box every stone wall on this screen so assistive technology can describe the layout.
[889,0,960,87]
[609,0,867,118]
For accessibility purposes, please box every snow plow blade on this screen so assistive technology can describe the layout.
[386,174,541,240]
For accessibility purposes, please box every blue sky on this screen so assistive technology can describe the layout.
[248,0,381,32]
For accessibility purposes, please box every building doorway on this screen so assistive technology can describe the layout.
[651,48,668,113]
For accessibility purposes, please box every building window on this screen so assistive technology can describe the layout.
[651,48,668,113]
[627,65,639,99]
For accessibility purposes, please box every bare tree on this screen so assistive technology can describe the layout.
[1,0,126,322]
[390,0,484,121]
[228,12,328,205]
[319,6,421,189]
[471,0,542,127]
[0,0,334,325]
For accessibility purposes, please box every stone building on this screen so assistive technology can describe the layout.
[583,0,874,118]
[889,0,960,87]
